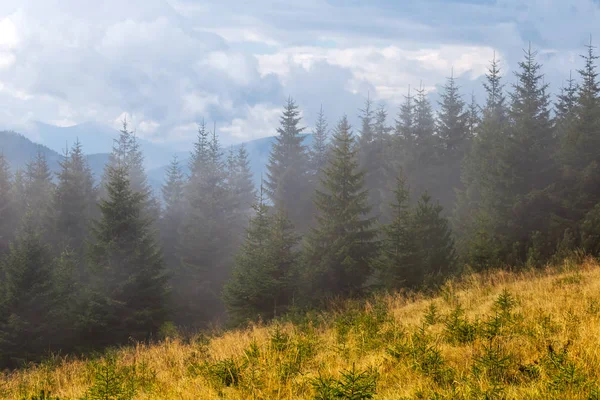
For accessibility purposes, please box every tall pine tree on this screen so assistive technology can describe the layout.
[0,154,13,255]
[160,155,185,269]
[177,124,233,327]
[377,173,418,289]
[0,216,57,367]
[53,140,97,255]
[85,164,167,347]
[224,188,299,325]
[265,97,311,231]
[304,116,378,298]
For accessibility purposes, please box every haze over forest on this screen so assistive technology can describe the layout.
[3,3,600,399]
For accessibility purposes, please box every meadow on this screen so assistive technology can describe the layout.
[3,257,600,399]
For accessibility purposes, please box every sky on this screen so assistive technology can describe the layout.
[0,0,599,149]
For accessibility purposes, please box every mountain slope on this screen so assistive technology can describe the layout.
[0,130,108,180]
[25,121,181,170]
[3,259,599,399]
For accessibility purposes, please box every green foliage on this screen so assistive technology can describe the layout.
[207,357,244,387]
[85,355,136,400]
[53,140,97,254]
[0,153,15,254]
[85,164,167,347]
[176,122,235,327]
[388,325,455,386]
[0,221,57,368]
[304,115,378,298]
[444,304,478,345]
[412,193,457,285]
[423,303,439,326]
[311,364,378,400]
[224,191,300,325]
[265,97,311,231]
[472,341,514,383]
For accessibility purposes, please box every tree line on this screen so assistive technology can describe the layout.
[1,42,600,368]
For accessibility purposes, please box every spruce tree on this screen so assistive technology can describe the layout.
[455,54,510,268]
[85,164,167,347]
[309,105,330,175]
[377,173,418,289]
[265,97,311,231]
[412,193,457,283]
[177,124,233,327]
[505,45,555,261]
[53,140,97,255]
[304,116,378,298]
[24,152,55,238]
[224,189,299,325]
[160,155,185,269]
[358,97,393,219]
[466,92,481,138]
[228,144,257,234]
[0,154,13,254]
[408,83,439,202]
[10,169,27,229]
[555,71,578,129]
[558,41,600,227]
[0,216,57,367]
[436,73,470,210]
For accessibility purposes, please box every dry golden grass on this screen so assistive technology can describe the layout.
[3,258,600,399]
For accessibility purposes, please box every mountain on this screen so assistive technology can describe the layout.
[1,128,315,195]
[147,134,314,187]
[24,121,181,170]
[0,130,107,181]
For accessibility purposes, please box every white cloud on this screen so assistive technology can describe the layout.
[257,44,496,104]
[220,104,282,140]
[0,0,598,149]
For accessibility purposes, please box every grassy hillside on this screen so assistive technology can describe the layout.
[3,258,600,399]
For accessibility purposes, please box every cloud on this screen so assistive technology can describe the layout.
[0,0,599,149]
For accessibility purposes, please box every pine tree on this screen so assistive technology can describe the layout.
[0,154,13,254]
[10,169,27,229]
[409,83,439,201]
[505,45,555,261]
[455,54,509,268]
[304,116,378,298]
[265,97,311,231]
[85,164,167,347]
[160,156,185,269]
[555,71,578,128]
[51,248,81,352]
[309,105,330,175]
[358,97,393,219]
[53,140,97,255]
[559,40,600,226]
[436,72,470,210]
[377,173,418,289]
[228,144,257,233]
[412,193,457,283]
[176,124,233,327]
[0,217,57,367]
[24,152,55,236]
[393,87,416,198]
[466,92,481,138]
[224,188,299,325]
[374,105,395,222]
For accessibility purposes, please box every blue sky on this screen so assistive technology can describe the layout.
[0,0,599,149]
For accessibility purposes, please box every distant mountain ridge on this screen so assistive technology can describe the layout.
[1,127,315,194]
[24,121,183,170]
[0,130,109,181]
